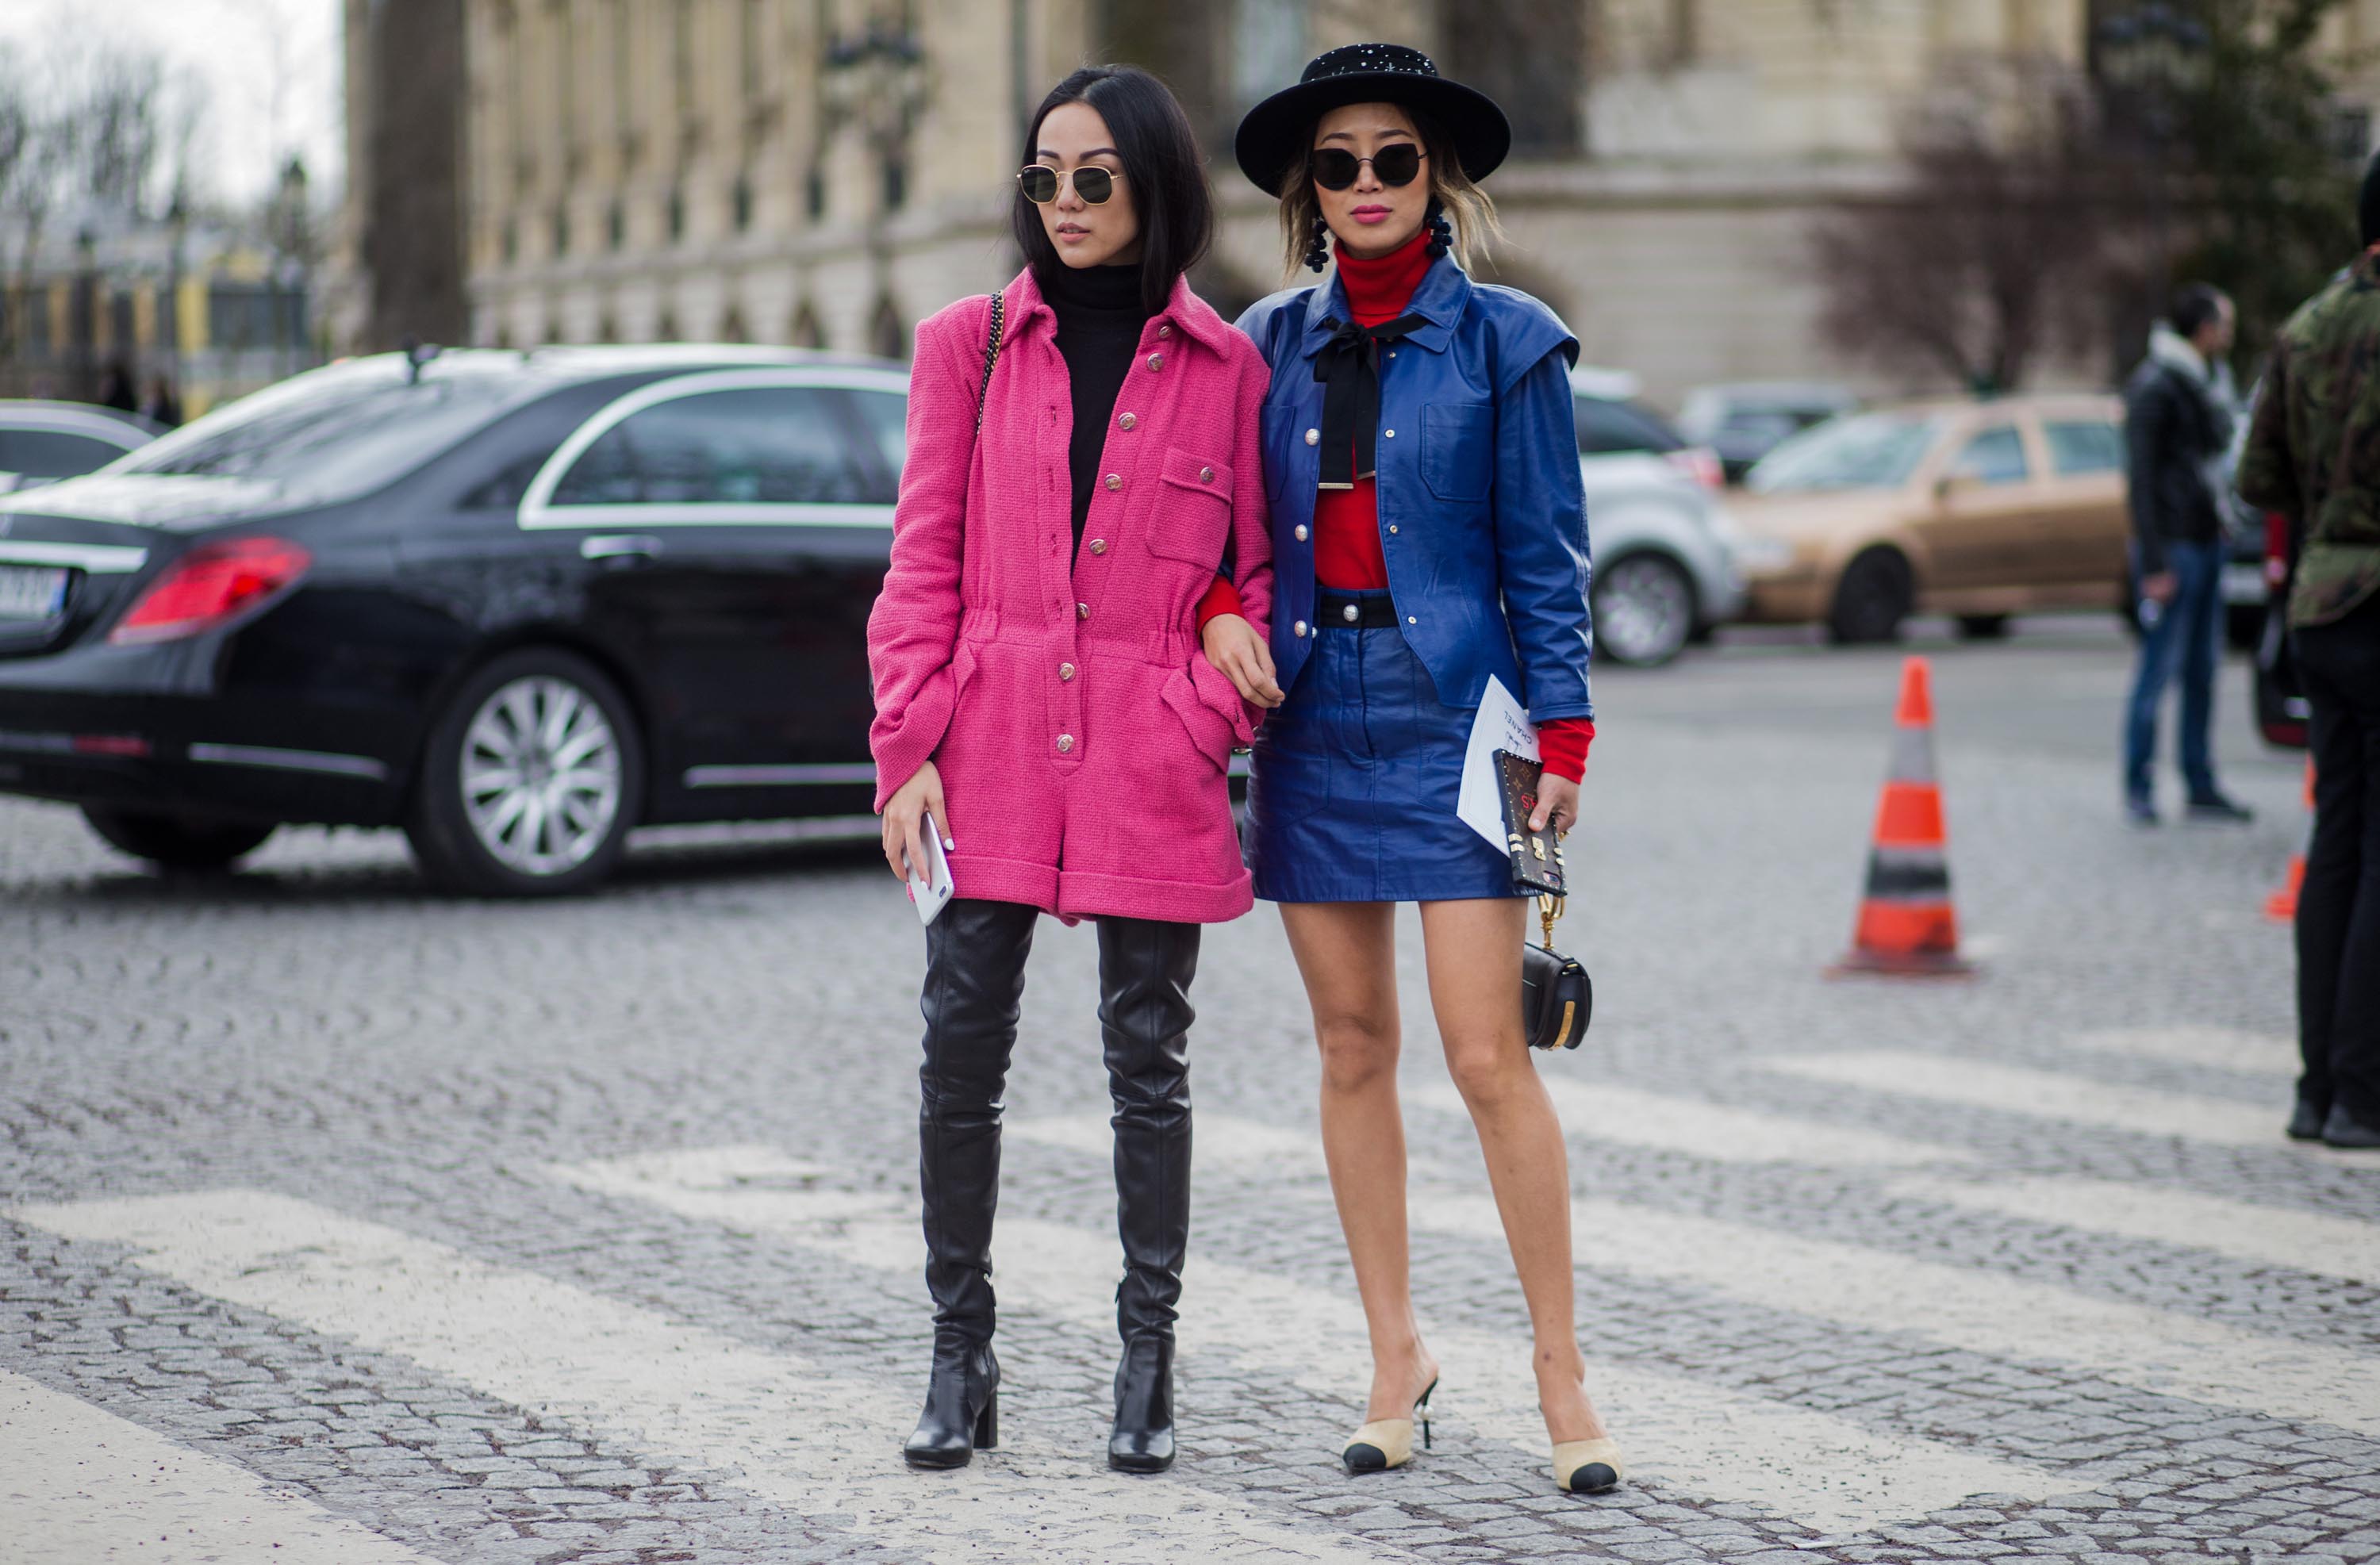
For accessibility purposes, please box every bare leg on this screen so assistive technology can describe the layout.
[1417,898,1607,1445]
[1279,901,1441,1423]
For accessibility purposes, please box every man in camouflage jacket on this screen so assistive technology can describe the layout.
[2236,152,2380,1150]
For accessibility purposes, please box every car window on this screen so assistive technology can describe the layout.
[118,370,530,502]
[0,428,131,478]
[551,386,871,507]
[1718,411,1798,443]
[1575,397,1682,456]
[460,449,559,510]
[1747,412,1940,493]
[2044,420,2123,476]
[1949,426,2029,485]
[846,388,907,502]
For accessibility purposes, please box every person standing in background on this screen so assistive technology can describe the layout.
[140,374,182,429]
[2236,152,2380,1153]
[95,360,139,414]
[2121,285,2254,827]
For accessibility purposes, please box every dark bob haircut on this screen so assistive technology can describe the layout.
[1013,66,1213,316]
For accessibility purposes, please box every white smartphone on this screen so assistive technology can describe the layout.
[907,811,955,926]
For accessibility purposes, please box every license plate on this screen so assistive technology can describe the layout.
[0,565,69,620]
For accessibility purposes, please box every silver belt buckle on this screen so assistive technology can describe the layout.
[1342,601,1361,623]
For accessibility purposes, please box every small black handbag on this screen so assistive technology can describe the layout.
[1495,750,1592,1050]
[1522,898,1592,1051]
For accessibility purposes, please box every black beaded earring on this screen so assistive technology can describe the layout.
[1304,212,1331,273]
[1424,200,1454,260]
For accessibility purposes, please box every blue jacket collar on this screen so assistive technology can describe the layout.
[1298,251,1470,359]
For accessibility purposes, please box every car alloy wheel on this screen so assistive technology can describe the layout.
[459,674,624,877]
[1592,553,1695,667]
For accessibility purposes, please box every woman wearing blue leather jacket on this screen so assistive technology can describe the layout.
[1218,43,1620,1497]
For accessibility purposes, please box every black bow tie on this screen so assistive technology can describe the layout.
[1314,314,1429,489]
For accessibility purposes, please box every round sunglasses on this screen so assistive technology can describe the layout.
[1018,163,1119,205]
[1311,144,1426,191]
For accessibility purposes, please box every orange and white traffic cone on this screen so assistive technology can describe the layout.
[1829,657,1974,978]
[2266,758,2315,923]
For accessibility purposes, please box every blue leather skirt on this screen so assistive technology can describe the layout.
[1244,593,1521,904]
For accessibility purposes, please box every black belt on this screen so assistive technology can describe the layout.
[1316,592,1400,629]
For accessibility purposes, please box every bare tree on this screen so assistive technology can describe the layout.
[0,44,79,375]
[80,45,168,215]
[1810,59,2112,393]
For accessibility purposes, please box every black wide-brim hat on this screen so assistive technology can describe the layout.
[1234,43,1512,198]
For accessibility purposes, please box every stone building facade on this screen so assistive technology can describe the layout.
[387,0,2380,405]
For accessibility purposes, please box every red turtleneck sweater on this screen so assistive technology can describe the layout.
[1198,228,1591,781]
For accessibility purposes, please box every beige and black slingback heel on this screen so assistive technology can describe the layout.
[1342,1378,1437,1475]
[1551,1437,1626,1494]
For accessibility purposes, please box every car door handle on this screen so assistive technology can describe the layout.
[581,534,662,562]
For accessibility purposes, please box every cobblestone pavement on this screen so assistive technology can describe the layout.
[3,621,2374,1564]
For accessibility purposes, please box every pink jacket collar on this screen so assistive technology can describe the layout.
[1003,266,1240,358]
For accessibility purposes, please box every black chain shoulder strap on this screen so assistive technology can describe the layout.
[974,291,1004,433]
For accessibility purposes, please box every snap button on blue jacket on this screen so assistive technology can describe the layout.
[1234,252,1595,725]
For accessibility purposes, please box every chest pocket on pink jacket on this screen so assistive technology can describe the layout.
[1149,447,1234,567]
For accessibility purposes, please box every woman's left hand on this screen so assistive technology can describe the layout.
[1200,613,1285,708]
[1529,772,1580,834]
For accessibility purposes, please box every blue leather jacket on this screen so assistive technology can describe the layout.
[1235,254,1594,723]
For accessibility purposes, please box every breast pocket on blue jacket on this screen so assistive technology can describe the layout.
[1421,402,1494,503]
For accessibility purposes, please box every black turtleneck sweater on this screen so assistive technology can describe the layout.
[1042,261,1152,551]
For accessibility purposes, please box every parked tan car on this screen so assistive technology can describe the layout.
[1728,393,2129,642]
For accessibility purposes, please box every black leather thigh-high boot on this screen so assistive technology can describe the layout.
[1096,915,1200,1474]
[904,897,1038,1469]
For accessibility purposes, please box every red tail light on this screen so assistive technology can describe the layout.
[2264,511,2290,589]
[1666,447,1725,490]
[109,537,311,645]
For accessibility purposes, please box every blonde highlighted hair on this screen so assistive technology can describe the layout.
[1276,106,1503,280]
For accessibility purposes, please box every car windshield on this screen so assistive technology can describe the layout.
[112,362,533,503]
[1746,412,1940,493]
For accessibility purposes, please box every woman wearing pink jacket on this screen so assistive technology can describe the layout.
[866,66,1276,1475]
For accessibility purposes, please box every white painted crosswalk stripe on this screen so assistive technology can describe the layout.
[9,1191,1392,1565]
[1760,1050,2284,1147]
[2070,1026,2298,1079]
[0,1367,440,1565]
[583,1143,2071,1532]
[1156,1111,2380,1437]
[1884,1174,2380,1288]
[1013,1110,1322,1170]
[1418,1080,1979,1168]
[1399,1187,2380,1440]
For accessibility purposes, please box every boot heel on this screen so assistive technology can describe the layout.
[973,1391,999,1451]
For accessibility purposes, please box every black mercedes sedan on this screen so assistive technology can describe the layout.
[0,345,912,894]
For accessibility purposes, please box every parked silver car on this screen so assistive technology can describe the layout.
[1572,367,1748,666]
[0,401,163,493]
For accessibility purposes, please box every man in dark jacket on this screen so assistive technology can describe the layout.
[2236,152,2380,1150]
[2123,285,2251,827]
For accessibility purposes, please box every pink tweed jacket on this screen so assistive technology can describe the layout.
[867,267,1274,924]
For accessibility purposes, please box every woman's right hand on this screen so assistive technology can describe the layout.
[881,761,953,882]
